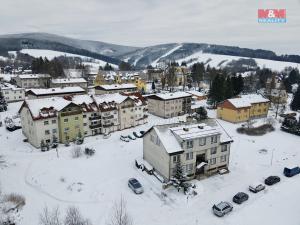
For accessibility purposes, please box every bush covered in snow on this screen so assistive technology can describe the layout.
[71,146,83,158]
[237,124,275,136]
[3,193,26,207]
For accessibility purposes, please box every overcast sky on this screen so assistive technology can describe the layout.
[1,0,299,54]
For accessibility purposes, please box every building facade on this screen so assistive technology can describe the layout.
[143,121,233,181]
[51,78,88,90]
[147,92,192,118]
[0,83,25,102]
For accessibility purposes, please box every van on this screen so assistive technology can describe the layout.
[283,166,300,177]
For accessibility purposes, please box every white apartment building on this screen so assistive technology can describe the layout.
[94,84,137,95]
[0,83,25,102]
[147,92,192,118]
[143,120,233,181]
[14,74,51,88]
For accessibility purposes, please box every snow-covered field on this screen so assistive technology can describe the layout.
[1,102,300,225]
[18,49,118,68]
[174,51,300,72]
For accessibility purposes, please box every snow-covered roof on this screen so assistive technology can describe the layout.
[96,84,137,90]
[170,123,221,140]
[24,97,71,118]
[18,74,51,79]
[0,83,24,91]
[150,92,192,100]
[227,94,270,108]
[93,93,128,105]
[51,78,87,84]
[185,90,206,97]
[71,95,94,105]
[26,87,85,96]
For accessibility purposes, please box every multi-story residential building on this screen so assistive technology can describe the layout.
[14,74,51,88]
[217,94,270,123]
[147,92,192,118]
[0,83,25,102]
[94,84,137,95]
[19,97,70,147]
[143,121,233,181]
[26,87,86,99]
[51,78,88,90]
[19,93,147,148]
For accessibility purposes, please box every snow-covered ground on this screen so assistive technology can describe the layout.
[174,51,300,72]
[1,102,300,225]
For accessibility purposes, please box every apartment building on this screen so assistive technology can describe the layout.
[14,74,51,88]
[147,92,192,118]
[26,87,86,99]
[0,83,25,102]
[94,84,137,95]
[51,78,88,90]
[19,93,147,148]
[217,94,270,123]
[143,120,233,181]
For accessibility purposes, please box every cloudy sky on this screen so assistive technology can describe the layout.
[1,0,299,54]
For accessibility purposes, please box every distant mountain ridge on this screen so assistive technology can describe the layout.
[0,32,299,69]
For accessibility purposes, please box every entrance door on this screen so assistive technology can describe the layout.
[196,154,206,175]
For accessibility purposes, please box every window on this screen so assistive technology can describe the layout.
[150,134,155,143]
[64,127,69,132]
[199,137,206,146]
[186,140,193,149]
[211,136,217,144]
[220,155,227,162]
[75,125,80,129]
[52,129,57,134]
[186,152,193,160]
[45,130,50,135]
[210,158,216,165]
[186,163,193,172]
[83,115,87,118]
[44,121,49,125]
[83,123,87,126]
[155,138,160,146]
[211,147,217,155]
[64,118,68,123]
[75,117,79,121]
[173,155,180,163]
[52,120,56,124]
[221,145,227,152]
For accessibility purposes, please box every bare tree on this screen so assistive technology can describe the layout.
[39,206,62,225]
[108,197,133,225]
[64,206,92,225]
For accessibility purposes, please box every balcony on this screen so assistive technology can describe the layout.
[103,123,114,128]
[102,114,114,119]
[89,123,102,129]
[89,115,101,121]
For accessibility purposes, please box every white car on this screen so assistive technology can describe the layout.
[249,183,265,193]
[128,178,144,194]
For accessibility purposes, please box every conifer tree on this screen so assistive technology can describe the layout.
[291,86,300,111]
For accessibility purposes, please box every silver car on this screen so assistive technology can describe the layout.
[249,183,265,193]
[212,201,233,217]
[128,178,144,194]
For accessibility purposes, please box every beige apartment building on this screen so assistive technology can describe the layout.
[147,92,192,118]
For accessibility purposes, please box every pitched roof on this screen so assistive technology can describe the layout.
[226,94,270,109]
[18,74,51,79]
[95,84,137,90]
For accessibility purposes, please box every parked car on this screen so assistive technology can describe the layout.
[133,131,142,138]
[212,201,233,217]
[120,135,129,142]
[233,192,249,204]
[284,166,300,177]
[103,133,111,139]
[249,183,265,193]
[265,176,280,186]
[128,135,136,140]
[128,178,144,194]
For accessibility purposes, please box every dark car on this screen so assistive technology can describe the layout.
[264,176,280,186]
[284,167,300,177]
[233,192,249,204]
